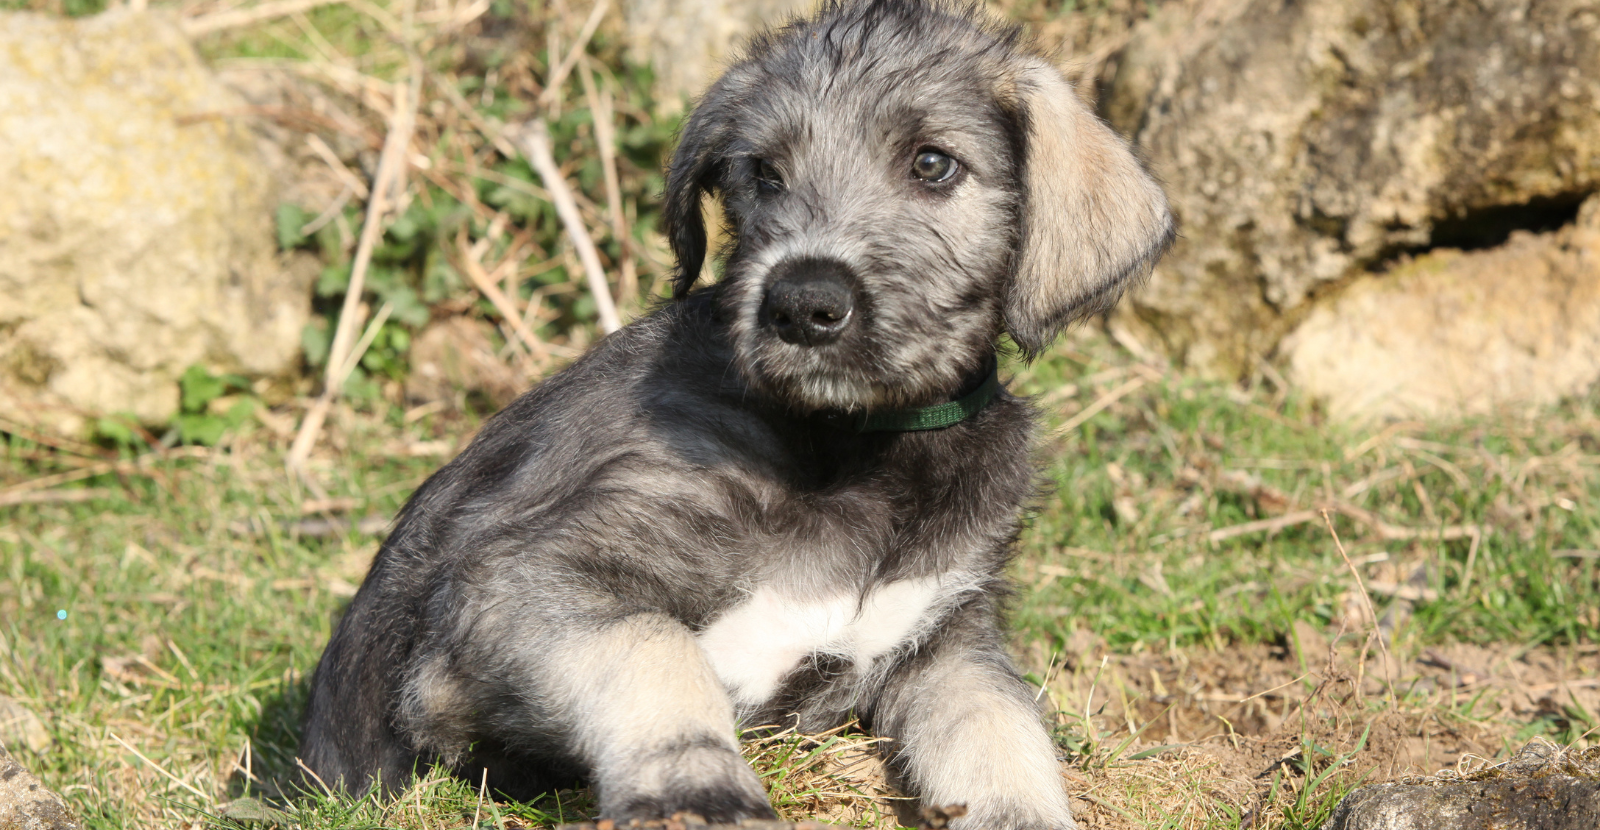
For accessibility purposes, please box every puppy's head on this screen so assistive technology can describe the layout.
[664,0,1172,413]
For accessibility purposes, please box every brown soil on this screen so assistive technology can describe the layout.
[1049,634,1600,829]
[793,636,1600,829]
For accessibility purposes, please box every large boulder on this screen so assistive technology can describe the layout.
[1284,197,1600,420]
[621,0,810,105]
[0,8,310,437]
[1105,0,1600,397]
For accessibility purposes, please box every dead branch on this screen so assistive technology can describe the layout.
[182,0,348,36]
[582,61,638,307]
[538,0,609,106]
[287,57,422,475]
[512,119,622,334]
[454,227,554,365]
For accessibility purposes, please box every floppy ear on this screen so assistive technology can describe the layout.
[1003,58,1174,355]
[662,73,746,298]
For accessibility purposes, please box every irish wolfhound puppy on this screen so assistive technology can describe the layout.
[299,1,1172,827]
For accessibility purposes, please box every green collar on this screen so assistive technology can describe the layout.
[846,363,1003,433]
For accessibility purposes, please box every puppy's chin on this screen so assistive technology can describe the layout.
[761,374,887,413]
[734,338,981,416]
[734,345,884,412]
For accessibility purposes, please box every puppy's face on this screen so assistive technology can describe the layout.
[710,38,1021,411]
[664,1,1175,413]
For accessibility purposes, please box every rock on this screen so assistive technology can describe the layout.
[1322,777,1600,830]
[1283,197,1600,420]
[0,696,49,754]
[1320,742,1600,830]
[558,821,842,830]
[404,316,528,411]
[620,0,810,105]
[0,8,312,437]
[1105,0,1600,383]
[0,746,82,830]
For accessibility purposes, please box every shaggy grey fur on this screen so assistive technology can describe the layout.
[298,2,1172,828]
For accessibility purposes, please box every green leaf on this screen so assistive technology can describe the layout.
[222,397,257,429]
[217,796,291,825]
[179,365,226,414]
[302,319,331,368]
[316,263,351,297]
[93,415,139,448]
[1127,745,1181,761]
[176,413,226,446]
[422,256,463,304]
[386,209,422,243]
[372,282,429,327]
[274,203,311,250]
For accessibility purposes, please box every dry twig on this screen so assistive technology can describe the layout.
[108,731,209,801]
[288,58,423,475]
[0,488,112,507]
[182,0,349,36]
[512,120,623,334]
[538,0,610,106]
[1207,509,1322,543]
[454,227,554,364]
[1051,376,1147,437]
[0,447,210,497]
[1322,509,1397,709]
[582,62,638,307]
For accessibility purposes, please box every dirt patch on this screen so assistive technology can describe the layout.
[779,636,1599,830]
[1031,634,1599,829]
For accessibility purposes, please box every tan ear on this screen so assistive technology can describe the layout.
[1004,59,1174,356]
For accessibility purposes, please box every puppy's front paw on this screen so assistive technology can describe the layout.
[601,742,775,824]
[949,802,1079,830]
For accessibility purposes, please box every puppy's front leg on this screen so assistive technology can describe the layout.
[554,611,774,822]
[873,603,1077,830]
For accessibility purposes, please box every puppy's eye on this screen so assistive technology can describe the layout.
[754,159,784,192]
[911,150,958,183]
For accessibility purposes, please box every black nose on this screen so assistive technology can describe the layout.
[760,259,857,347]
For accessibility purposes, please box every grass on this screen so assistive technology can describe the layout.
[1009,337,1600,654]
[3,337,1598,828]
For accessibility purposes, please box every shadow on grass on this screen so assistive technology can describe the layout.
[223,654,600,827]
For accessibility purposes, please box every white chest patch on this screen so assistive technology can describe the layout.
[695,574,982,708]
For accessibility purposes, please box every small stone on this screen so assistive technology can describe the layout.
[557,820,845,830]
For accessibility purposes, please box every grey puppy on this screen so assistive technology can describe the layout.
[298,1,1172,827]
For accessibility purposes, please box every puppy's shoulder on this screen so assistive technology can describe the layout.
[409,295,748,504]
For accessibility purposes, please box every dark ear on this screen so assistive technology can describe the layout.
[1003,58,1174,355]
[662,72,747,298]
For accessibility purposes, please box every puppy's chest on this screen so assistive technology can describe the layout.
[695,574,981,708]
